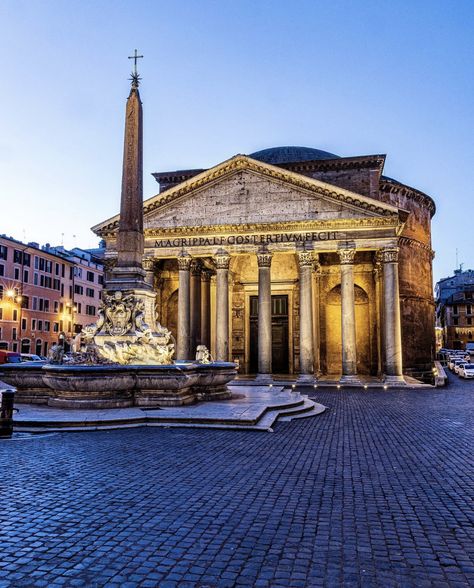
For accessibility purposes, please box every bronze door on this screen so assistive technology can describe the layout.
[249,295,289,374]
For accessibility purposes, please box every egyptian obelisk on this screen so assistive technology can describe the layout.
[106,52,156,329]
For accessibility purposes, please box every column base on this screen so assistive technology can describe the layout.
[296,374,316,385]
[255,373,273,385]
[339,374,361,386]
[383,374,406,386]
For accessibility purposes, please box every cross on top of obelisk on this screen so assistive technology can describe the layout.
[128,49,143,88]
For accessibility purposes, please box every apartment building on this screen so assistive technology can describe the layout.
[0,236,103,356]
[435,267,474,349]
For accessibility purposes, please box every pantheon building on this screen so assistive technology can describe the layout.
[93,146,435,383]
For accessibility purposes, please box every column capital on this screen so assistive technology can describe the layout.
[190,259,203,276]
[338,248,356,265]
[214,249,230,270]
[177,251,192,271]
[382,247,399,264]
[142,257,156,272]
[297,250,313,267]
[256,248,273,268]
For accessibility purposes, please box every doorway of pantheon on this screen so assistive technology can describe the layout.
[249,294,289,374]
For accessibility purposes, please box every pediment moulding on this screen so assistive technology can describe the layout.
[93,155,404,238]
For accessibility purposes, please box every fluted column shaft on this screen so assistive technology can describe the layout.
[339,248,359,383]
[190,260,202,355]
[201,270,212,350]
[297,251,314,380]
[257,249,273,380]
[215,250,230,362]
[382,247,404,383]
[177,252,192,360]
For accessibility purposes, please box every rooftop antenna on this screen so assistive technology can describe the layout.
[456,248,459,270]
[61,232,64,246]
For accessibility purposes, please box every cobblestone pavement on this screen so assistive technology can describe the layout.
[1,375,473,587]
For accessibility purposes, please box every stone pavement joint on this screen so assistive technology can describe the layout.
[0,373,473,587]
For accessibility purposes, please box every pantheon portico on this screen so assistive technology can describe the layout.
[94,147,436,382]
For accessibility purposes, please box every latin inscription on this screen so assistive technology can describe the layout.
[152,231,339,248]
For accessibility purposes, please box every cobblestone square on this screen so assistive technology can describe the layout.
[1,376,473,587]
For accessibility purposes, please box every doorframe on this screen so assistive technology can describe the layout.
[243,281,296,374]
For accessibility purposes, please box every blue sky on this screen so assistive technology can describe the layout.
[0,0,472,283]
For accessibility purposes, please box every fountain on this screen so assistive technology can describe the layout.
[0,58,237,409]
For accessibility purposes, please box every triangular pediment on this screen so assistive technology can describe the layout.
[92,155,403,236]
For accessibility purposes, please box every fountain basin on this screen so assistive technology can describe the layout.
[43,365,135,409]
[0,363,51,404]
[9,361,238,409]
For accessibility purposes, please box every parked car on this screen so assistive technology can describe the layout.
[454,362,467,375]
[459,363,474,378]
[0,350,22,364]
[20,353,43,362]
[450,358,465,372]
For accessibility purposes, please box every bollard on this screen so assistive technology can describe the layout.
[0,388,17,439]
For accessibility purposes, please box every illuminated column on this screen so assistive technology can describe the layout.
[214,249,230,362]
[190,260,202,355]
[338,247,360,384]
[201,269,212,350]
[373,251,384,377]
[382,247,405,384]
[297,250,315,382]
[176,251,192,360]
[256,248,273,381]
[312,257,321,375]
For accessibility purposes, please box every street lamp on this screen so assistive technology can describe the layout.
[65,301,78,337]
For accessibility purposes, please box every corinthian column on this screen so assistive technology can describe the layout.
[338,248,360,384]
[256,248,273,382]
[200,269,212,350]
[176,251,192,360]
[382,247,405,384]
[190,260,202,355]
[297,250,315,383]
[373,251,384,377]
[214,250,230,362]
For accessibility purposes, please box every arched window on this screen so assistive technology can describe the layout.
[21,338,30,353]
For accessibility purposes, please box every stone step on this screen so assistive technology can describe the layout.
[278,399,327,422]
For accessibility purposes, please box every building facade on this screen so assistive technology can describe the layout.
[436,268,474,349]
[0,236,103,355]
[93,146,436,380]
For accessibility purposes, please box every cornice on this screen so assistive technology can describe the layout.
[99,217,401,240]
[380,176,436,217]
[399,236,434,256]
[93,155,402,237]
[143,217,400,239]
[280,154,386,174]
